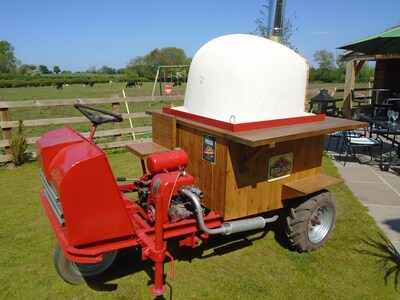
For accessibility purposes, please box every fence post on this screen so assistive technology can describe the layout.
[0,100,12,156]
[111,96,121,143]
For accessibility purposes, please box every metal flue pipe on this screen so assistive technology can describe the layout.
[181,188,278,235]
[267,0,286,43]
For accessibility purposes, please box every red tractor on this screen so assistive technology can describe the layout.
[37,104,362,296]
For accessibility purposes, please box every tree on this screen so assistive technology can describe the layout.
[0,41,17,73]
[127,47,191,79]
[98,65,115,74]
[17,64,32,75]
[38,65,51,74]
[313,50,335,70]
[53,66,61,74]
[127,56,147,77]
[311,50,336,82]
[309,50,352,83]
[87,66,97,74]
[252,1,298,51]
[356,63,375,83]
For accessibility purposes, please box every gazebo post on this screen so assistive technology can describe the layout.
[343,61,356,119]
[343,60,365,119]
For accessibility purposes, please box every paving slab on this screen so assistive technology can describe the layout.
[364,205,400,252]
[326,137,400,252]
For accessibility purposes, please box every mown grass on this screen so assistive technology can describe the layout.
[0,81,187,101]
[1,153,400,299]
[1,82,398,299]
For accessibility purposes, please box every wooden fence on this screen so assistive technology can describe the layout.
[0,95,184,163]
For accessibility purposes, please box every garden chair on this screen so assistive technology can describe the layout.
[351,90,370,106]
[339,129,383,167]
[325,130,362,152]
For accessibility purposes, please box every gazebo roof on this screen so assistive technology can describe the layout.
[338,25,400,55]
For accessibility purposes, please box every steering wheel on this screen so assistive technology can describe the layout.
[74,103,123,126]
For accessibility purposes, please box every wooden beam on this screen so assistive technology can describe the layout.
[343,61,356,118]
[0,126,152,147]
[0,112,148,129]
[0,96,184,109]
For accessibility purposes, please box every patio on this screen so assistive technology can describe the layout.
[325,136,400,252]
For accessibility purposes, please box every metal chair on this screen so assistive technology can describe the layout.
[325,130,362,152]
[384,98,400,111]
[339,129,383,167]
[351,90,370,106]
[373,121,400,169]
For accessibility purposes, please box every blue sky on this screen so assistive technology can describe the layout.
[1,0,399,72]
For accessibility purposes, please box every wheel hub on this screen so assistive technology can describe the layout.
[308,205,333,244]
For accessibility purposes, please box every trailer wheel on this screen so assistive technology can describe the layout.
[286,190,336,252]
[53,243,118,284]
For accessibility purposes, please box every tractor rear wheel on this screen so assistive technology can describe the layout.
[286,190,336,252]
[53,243,118,284]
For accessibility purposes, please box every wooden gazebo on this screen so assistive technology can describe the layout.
[339,52,400,118]
[338,25,400,118]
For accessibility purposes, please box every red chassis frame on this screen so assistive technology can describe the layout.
[37,126,222,296]
[41,182,222,295]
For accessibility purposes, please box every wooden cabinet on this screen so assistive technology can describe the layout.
[147,111,366,220]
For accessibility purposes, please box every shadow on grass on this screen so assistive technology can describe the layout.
[83,247,153,291]
[356,234,400,292]
[80,213,295,299]
[81,232,269,299]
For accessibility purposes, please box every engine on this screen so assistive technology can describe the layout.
[169,185,203,222]
[136,150,203,224]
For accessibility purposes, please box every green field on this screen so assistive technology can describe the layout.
[0,81,336,136]
[0,81,186,101]
[0,82,185,154]
[1,82,399,299]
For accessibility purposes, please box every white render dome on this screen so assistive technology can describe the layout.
[173,34,310,124]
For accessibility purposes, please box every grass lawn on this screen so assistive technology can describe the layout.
[1,82,398,299]
[1,153,399,299]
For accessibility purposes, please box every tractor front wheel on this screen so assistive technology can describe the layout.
[53,243,118,284]
[286,190,337,252]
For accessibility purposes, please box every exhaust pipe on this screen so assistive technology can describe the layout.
[181,188,278,235]
[267,0,286,43]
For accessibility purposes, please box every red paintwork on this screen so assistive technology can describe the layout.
[41,187,222,263]
[37,127,135,246]
[162,106,325,132]
[146,149,188,174]
[36,127,84,180]
[37,126,223,296]
[147,171,194,223]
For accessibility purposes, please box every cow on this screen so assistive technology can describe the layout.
[84,81,95,87]
[56,83,63,90]
[126,81,137,88]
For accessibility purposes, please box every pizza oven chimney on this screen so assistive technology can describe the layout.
[267,0,286,43]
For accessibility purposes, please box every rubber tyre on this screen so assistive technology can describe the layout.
[53,243,118,284]
[286,190,337,252]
